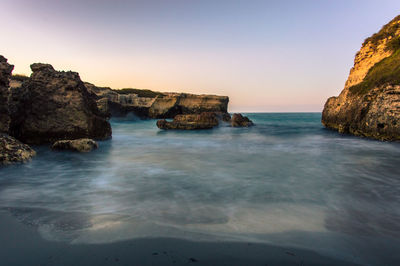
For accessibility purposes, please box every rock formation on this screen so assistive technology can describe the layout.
[52,138,98,152]
[157,112,220,130]
[0,56,14,133]
[0,134,36,165]
[231,113,254,127]
[9,63,112,144]
[157,112,253,130]
[322,15,400,141]
[85,83,229,119]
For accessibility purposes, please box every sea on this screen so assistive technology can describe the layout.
[1,113,399,265]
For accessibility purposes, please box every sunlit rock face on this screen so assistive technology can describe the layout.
[0,56,14,133]
[9,64,112,144]
[86,83,229,119]
[322,15,400,141]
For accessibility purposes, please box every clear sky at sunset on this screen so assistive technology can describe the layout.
[2,0,400,112]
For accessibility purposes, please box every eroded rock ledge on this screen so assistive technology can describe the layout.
[85,83,229,119]
[322,15,400,141]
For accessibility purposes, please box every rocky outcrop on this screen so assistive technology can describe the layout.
[9,64,112,144]
[52,138,98,152]
[157,112,253,130]
[86,83,229,119]
[322,15,400,141]
[149,93,229,118]
[231,113,254,127]
[157,112,219,130]
[0,56,14,133]
[85,83,154,117]
[0,134,36,165]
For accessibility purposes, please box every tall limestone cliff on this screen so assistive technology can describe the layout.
[322,15,400,141]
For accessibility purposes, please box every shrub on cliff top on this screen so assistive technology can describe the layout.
[113,88,164,98]
[349,49,400,95]
[363,15,400,51]
[11,74,29,82]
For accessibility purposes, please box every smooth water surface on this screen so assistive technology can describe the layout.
[1,113,400,265]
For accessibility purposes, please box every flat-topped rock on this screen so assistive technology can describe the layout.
[157,112,219,130]
[86,83,229,119]
[52,138,98,152]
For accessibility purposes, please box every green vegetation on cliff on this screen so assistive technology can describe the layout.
[113,88,164,98]
[349,49,400,95]
[363,15,400,51]
[349,16,400,95]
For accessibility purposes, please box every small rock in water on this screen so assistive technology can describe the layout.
[231,113,254,127]
[51,138,98,152]
[0,134,36,165]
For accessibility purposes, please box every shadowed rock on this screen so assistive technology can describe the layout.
[231,113,254,127]
[0,55,14,133]
[52,138,98,152]
[0,134,36,165]
[9,63,112,144]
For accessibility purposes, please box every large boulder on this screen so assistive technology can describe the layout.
[52,138,98,152]
[0,134,36,165]
[322,15,400,141]
[157,112,219,130]
[0,56,14,133]
[10,64,112,144]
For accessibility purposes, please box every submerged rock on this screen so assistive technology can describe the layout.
[0,56,14,133]
[157,112,219,130]
[52,138,98,152]
[0,134,36,165]
[322,15,400,141]
[231,113,254,127]
[9,63,112,144]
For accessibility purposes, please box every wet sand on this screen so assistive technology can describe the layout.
[0,211,359,266]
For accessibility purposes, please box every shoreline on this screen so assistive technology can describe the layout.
[0,211,359,266]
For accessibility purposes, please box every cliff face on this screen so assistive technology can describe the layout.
[10,64,112,144]
[322,15,400,140]
[0,56,14,133]
[86,84,229,119]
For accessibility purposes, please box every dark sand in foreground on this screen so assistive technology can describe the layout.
[0,211,359,266]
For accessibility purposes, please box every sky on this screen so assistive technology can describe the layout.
[2,0,400,112]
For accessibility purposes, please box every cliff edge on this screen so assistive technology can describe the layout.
[322,15,400,141]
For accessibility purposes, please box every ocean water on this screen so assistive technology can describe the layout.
[1,113,400,265]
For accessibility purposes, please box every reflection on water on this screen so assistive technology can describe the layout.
[1,113,400,265]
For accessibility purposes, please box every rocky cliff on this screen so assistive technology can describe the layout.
[322,15,400,141]
[0,56,13,133]
[9,63,112,144]
[86,84,229,119]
